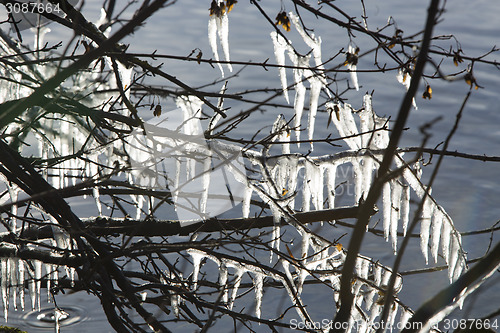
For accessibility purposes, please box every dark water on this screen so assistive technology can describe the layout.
[6,0,500,331]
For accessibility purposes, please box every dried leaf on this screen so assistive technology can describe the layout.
[226,0,237,13]
[153,104,162,117]
[275,12,291,32]
[422,85,432,99]
[209,0,225,17]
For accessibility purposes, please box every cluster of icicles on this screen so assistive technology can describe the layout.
[0,242,76,321]
[184,246,415,331]
[189,93,465,328]
[241,94,466,279]
[0,30,107,321]
[177,10,466,328]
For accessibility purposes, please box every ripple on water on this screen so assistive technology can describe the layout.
[22,306,88,329]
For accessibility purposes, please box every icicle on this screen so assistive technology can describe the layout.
[359,94,375,148]
[9,258,17,311]
[351,158,363,203]
[208,16,224,77]
[201,156,211,215]
[293,78,306,146]
[387,302,399,330]
[178,96,203,136]
[288,12,330,98]
[309,163,323,211]
[34,260,42,311]
[18,260,25,311]
[382,181,392,241]
[270,203,282,262]
[242,186,252,218]
[31,26,51,51]
[430,207,444,263]
[270,31,290,104]
[253,273,264,319]
[368,302,382,329]
[399,309,412,332]
[1,258,9,321]
[448,233,460,282]
[218,263,229,304]
[302,162,312,212]
[373,116,390,149]
[289,52,310,145]
[420,197,433,264]
[441,218,451,264]
[45,263,52,301]
[452,247,465,282]
[326,164,337,209]
[228,268,245,310]
[286,157,299,207]
[307,76,322,149]
[93,186,103,216]
[173,158,181,204]
[374,264,382,287]
[327,103,361,150]
[401,184,410,236]
[27,262,35,310]
[360,157,373,200]
[187,250,206,290]
[346,44,359,91]
[8,186,19,231]
[365,285,377,312]
[343,104,362,149]
[217,12,232,73]
[95,8,110,37]
[390,180,402,252]
[297,266,309,296]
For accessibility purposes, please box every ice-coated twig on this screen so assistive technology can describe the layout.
[419,260,500,333]
[288,12,331,98]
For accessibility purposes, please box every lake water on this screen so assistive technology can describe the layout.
[5,0,500,331]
